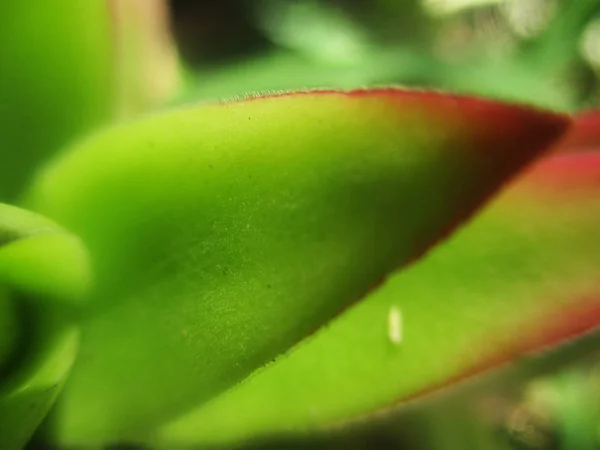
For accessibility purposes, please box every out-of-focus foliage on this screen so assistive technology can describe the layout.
[170,0,600,111]
[0,0,181,202]
[0,0,113,201]
[0,204,90,450]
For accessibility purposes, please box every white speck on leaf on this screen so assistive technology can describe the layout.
[388,306,403,345]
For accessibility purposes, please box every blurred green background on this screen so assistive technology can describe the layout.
[169,0,600,112]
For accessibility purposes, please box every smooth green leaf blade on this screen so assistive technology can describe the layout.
[0,204,90,450]
[158,153,600,446]
[29,89,568,445]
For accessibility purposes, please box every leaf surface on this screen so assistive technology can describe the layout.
[28,88,568,444]
[159,153,600,446]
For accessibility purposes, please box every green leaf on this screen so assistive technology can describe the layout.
[158,153,600,447]
[0,204,90,450]
[0,0,113,200]
[28,88,567,445]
